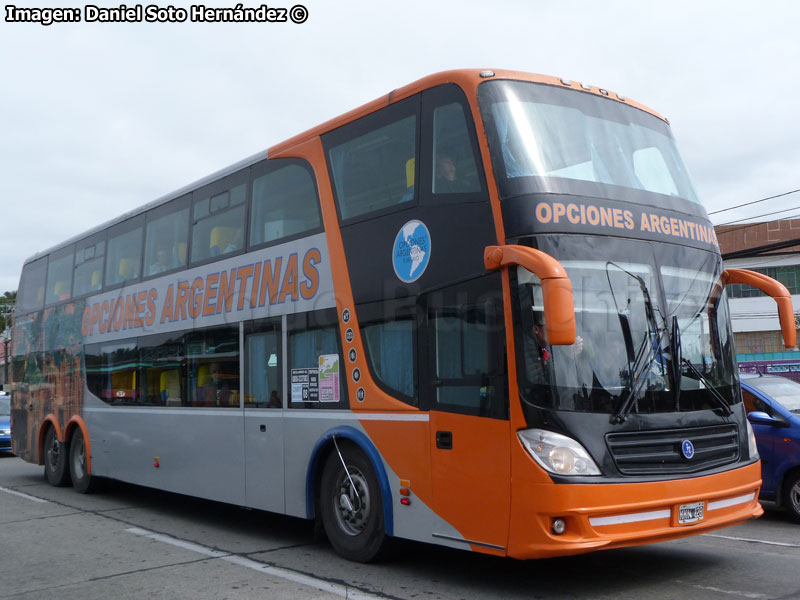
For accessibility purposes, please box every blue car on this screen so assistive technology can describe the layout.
[0,394,10,453]
[740,373,800,522]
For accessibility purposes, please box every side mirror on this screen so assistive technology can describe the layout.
[747,411,787,427]
[723,269,796,349]
[484,245,576,345]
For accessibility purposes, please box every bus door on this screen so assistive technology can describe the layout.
[423,275,511,551]
[243,323,285,513]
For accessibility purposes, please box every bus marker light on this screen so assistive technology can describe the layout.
[154,457,159,468]
[479,70,495,78]
[599,89,609,96]
[400,498,411,506]
[560,79,572,86]
[552,518,566,535]
[581,83,591,90]
[400,487,410,496]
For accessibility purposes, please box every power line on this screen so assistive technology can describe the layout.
[716,211,800,237]
[716,204,800,226]
[707,188,800,215]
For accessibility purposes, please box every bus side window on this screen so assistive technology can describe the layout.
[245,322,282,408]
[421,83,487,203]
[191,180,247,265]
[17,258,48,314]
[45,247,74,305]
[287,309,348,409]
[185,327,240,408]
[105,218,143,288]
[423,275,507,419]
[359,299,417,405]
[431,103,481,195]
[73,239,105,296]
[145,202,190,276]
[249,160,322,248]
[324,95,420,221]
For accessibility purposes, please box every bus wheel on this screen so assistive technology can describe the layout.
[43,426,71,487]
[784,471,800,523]
[68,428,102,494]
[320,445,389,562]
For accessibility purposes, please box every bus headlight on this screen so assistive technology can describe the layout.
[746,420,759,460]
[518,429,601,476]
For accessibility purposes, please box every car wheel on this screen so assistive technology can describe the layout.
[69,428,102,494]
[43,426,70,487]
[784,471,800,524]
[320,444,389,562]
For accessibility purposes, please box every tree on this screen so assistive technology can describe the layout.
[0,290,16,333]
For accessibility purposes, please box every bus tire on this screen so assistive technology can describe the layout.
[320,444,389,562]
[783,471,800,524]
[68,428,102,494]
[43,426,71,487]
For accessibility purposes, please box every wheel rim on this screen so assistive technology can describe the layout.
[791,479,800,515]
[72,436,86,480]
[333,466,371,536]
[46,434,60,471]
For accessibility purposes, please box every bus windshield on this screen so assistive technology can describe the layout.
[478,79,699,204]
[514,236,738,416]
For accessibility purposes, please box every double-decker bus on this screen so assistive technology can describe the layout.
[10,69,796,562]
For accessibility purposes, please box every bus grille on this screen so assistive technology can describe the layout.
[606,424,740,476]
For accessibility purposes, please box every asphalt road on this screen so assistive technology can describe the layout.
[1,452,799,600]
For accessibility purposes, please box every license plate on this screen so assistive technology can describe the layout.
[678,501,704,524]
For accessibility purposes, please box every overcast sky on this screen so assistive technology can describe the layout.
[1,0,799,293]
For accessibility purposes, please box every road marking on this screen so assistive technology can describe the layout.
[126,527,384,599]
[675,581,766,599]
[0,486,50,503]
[703,533,800,548]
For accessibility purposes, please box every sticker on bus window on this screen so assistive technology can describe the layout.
[318,354,340,403]
[291,368,319,403]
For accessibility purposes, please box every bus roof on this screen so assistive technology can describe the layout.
[22,68,664,266]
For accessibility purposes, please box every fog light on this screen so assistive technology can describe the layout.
[552,518,566,535]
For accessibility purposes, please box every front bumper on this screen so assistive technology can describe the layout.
[507,460,762,559]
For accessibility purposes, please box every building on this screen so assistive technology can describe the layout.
[716,219,800,379]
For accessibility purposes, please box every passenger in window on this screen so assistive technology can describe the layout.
[526,312,584,385]
[149,248,172,275]
[268,390,281,408]
[435,154,459,193]
[224,229,243,254]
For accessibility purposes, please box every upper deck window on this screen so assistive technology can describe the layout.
[325,96,419,221]
[17,257,47,314]
[73,238,105,297]
[45,247,74,305]
[105,219,143,288]
[145,204,189,276]
[249,161,321,247]
[431,102,481,195]
[191,179,247,264]
[478,80,699,205]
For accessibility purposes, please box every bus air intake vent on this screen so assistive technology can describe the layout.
[606,424,739,476]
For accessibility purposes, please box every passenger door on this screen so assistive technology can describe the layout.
[243,322,285,512]
[423,274,511,551]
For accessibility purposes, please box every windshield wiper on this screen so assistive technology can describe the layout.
[671,316,682,407]
[610,334,652,424]
[680,358,733,416]
[607,262,665,424]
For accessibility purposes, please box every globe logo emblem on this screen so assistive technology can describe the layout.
[681,439,695,460]
[392,220,431,283]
